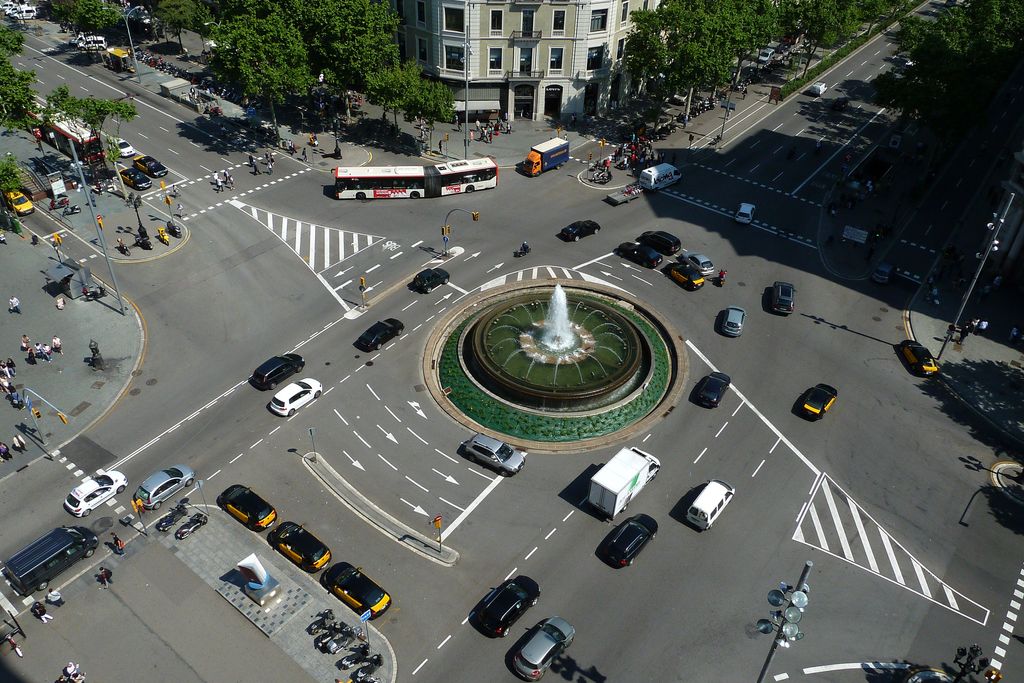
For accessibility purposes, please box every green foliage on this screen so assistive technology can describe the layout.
[874,0,1024,141]
[365,61,419,126]
[211,10,310,105]
[0,24,25,57]
[155,0,203,51]
[40,85,138,165]
[0,38,36,129]
[298,0,400,92]
[68,0,124,32]
[403,69,455,128]
[0,154,21,193]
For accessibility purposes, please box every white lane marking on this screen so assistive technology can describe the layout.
[911,559,931,598]
[562,510,574,522]
[545,528,557,540]
[769,437,782,454]
[412,659,428,675]
[504,567,518,581]
[714,422,728,438]
[366,383,381,401]
[405,475,428,492]
[250,439,264,449]
[407,427,428,444]
[353,431,371,448]
[524,547,538,561]
[751,459,765,477]
[442,474,503,541]
[437,635,451,649]
[377,453,397,471]
[447,282,469,294]
[268,426,281,436]
[333,409,349,426]
[402,300,418,311]
[808,503,829,552]
[878,530,904,584]
[943,585,960,611]
[821,479,855,561]
[438,497,465,511]
[848,497,879,572]
[466,467,492,481]
[804,663,910,675]
[573,252,614,270]
[694,447,708,464]
[230,453,244,463]
[434,448,458,464]
[385,406,402,423]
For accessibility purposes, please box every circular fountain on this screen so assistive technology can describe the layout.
[464,285,648,412]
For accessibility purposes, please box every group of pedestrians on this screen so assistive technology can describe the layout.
[212,168,235,192]
[248,151,275,176]
[18,334,62,366]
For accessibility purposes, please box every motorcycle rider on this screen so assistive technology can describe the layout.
[520,241,530,255]
[718,269,727,285]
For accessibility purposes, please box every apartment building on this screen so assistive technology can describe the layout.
[396,0,655,121]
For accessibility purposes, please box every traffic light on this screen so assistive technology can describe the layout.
[57,413,68,425]
[32,407,41,419]
[588,152,593,162]
[444,133,450,142]
[471,212,480,221]
[599,138,606,148]
[442,225,451,236]
[96,215,104,230]
[359,276,366,289]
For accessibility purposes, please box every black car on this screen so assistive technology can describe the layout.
[559,220,601,242]
[599,514,658,568]
[251,353,304,390]
[475,575,540,637]
[831,97,851,111]
[695,372,731,408]
[616,242,663,268]
[636,230,681,255]
[412,268,449,293]
[355,318,404,351]
[770,281,796,315]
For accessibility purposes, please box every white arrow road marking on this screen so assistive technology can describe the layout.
[400,498,429,516]
[486,263,504,273]
[377,425,398,444]
[407,401,427,419]
[465,251,481,260]
[599,270,624,281]
[342,449,365,471]
[447,282,469,294]
[432,468,460,485]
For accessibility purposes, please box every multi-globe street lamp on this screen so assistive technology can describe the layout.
[755,561,813,683]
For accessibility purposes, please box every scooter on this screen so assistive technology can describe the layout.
[316,625,356,655]
[308,609,337,636]
[49,195,70,210]
[156,500,189,532]
[166,221,182,239]
[513,243,531,258]
[116,240,131,257]
[174,511,208,540]
[82,285,107,301]
[62,204,81,216]
[339,643,371,670]
[352,654,384,681]
[135,235,153,250]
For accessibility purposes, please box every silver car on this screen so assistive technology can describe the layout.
[685,252,715,275]
[721,306,746,337]
[513,616,575,680]
[461,433,525,476]
[134,465,196,510]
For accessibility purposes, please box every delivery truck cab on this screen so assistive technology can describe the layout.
[524,138,570,176]
[588,447,661,519]
[638,163,681,191]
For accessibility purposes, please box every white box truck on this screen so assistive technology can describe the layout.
[588,447,661,519]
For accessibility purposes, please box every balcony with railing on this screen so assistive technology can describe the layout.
[510,30,542,40]
[506,69,545,80]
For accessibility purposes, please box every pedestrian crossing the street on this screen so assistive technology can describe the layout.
[794,473,990,625]
[230,201,384,273]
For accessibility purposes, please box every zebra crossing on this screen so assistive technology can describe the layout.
[230,200,385,273]
[794,473,990,625]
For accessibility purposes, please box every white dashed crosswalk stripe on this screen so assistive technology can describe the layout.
[793,474,990,625]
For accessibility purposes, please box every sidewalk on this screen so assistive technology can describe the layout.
[0,225,142,464]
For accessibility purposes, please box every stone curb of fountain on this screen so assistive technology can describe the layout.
[302,452,459,566]
[421,277,690,453]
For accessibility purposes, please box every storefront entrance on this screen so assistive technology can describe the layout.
[514,84,535,119]
[543,85,563,119]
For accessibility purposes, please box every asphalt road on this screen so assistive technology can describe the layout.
[2,5,1021,682]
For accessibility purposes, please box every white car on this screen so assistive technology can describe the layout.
[2,1,19,14]
[270,378,322,416]
[735,203,755,224]
[64,470,128,517]
[685,252,715,275]
[117,138,136,158]
[808,81,828,97]
[757,47,775,64]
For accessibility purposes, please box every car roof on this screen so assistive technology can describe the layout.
[707,371,731,383]
[739,202,755,211]
[469,433,504,451]
[726,306,745,315]
[277,523,324,551]
[274,382,308,400]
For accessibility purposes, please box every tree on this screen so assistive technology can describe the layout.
[210,10,310,143]
[780,0,860,77]
[0,154,21,194]
[0,26,35,130]
[404,71,455,150]
[725,0,778,82]
[365,61,420,128]
[154,0,202,53]
[42,85,137,178]
[68,0,124,33]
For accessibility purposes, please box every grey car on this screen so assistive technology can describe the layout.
[461,433,525,476]
[513,616,575,680]
[721,306,746,337]
[685,252,715,275]
[134,465,196,510]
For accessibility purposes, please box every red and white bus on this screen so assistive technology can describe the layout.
[34,115,106,164]
[332,158,498,199]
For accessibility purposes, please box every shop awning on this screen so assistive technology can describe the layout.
[454,100,502,111]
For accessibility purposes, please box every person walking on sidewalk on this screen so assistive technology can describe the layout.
[8,296,20,314]
[224,169,234,190]
[6,357,16,377]
[97,566,112,588]
[52,336,62,355]
[11,433,26,452]
[249,153,260,175]
[214,174,224,193]
[46,588,63,606]
[0,442,9,460]
[42,344,52,363]
[300,147,308,163]
[31,601,53,623]
[112,532,126,555]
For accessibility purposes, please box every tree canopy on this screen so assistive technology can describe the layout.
[154,0,204,52]
[0,26,35,130]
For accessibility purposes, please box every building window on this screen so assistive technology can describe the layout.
[522,9,534,33]
[490,10,503,36]
[552,10,565,34]
[586,45,604,71]
[643,0,648,8]
[590,9,608,32]
[620,1,629,22]
[417,37,428,62]
[396,0,405,22]
[519,47,533,74]
[443,6,464,32]
[616,38,624,59]
[416,0,425,24]
[549,47,563,72]
[445,45,465,71]
[489,47,502,71]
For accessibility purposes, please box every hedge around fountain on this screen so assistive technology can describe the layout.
[436,290,674,443]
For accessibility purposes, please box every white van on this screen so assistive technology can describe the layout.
[76,35,107,51]
[12,5,37,18]
[687,479,735,530]
[638,163,681,191]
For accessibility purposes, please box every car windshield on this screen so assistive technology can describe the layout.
[541,622,568,641]
[136,486,151,499]
[65,493,80,506]
[496,444,514,461]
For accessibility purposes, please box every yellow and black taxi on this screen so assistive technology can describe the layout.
[322,562,392,619]
[4,190,34,215]
[267,521,331,572]
[801,383,838,420]
[119,166,152,190]
[133,154,168,177]
[216,484,277,531]
[898,340,939,376]
[666,262,705,290]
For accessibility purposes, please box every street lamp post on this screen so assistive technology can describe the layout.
[123,7,145,85]
[463,0,470,160]
[130,193,143,230]
[440,207,480,257]
[755,561,813,683]
[937,192,1016,359]
[952,644,990,682]
[333,114,342,159]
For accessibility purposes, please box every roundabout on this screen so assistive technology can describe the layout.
[423,277,689,451]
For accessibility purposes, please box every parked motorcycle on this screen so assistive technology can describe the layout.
[166,221,182,239]
[156,226,170,246]
[62,204,81,216]
[308,609,337,636]
[352,654,384,681]
[339,643,371,670]
[174,511,208,540]
[156,500,189,532]
[81,285,107,301]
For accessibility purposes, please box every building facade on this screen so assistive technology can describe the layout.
[395,0,655,122]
